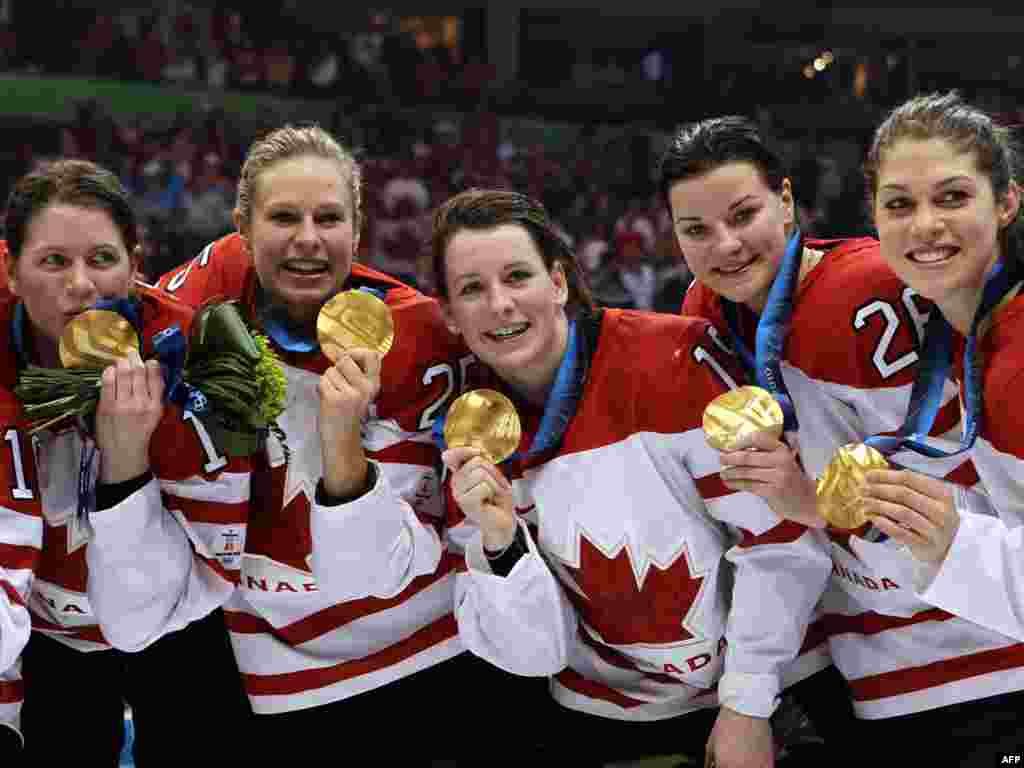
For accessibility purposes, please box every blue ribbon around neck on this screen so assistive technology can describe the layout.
[721,229,803,432]
[258,285,387,353]
[865,259,1019,459]
[433,318,584,463]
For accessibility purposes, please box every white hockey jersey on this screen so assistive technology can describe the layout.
[158,234,472,713]
[683,238,1018,719]
[450,309,832,721]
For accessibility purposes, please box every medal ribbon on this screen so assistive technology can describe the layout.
[865,259,1020,459]
[721,229,803,431]
[150,325,208,416]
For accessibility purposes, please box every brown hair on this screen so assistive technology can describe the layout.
[235,124,362,247]
[430,188,594,312]
[865,91,1022,264]
[6,158,139,260]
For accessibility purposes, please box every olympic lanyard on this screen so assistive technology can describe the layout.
[721,229,803,431]
[865,260,1019,459]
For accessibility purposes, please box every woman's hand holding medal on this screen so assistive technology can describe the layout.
[62,310,165,483]
[704,385,822,528]
[441,390,521,552]
[317,290,392,498]
[861,468,960,564]
[95,349,165,483]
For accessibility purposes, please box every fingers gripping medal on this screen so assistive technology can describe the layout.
[816,443,890,529]
[702,385,784,452]
[317,290,394,361]
[59,310,140,368]
[444,389,521,465]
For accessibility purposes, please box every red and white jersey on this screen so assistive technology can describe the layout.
[682,238,1020,720]
[0,283,249,737]
[450,309,831,721]
[681,238,972,483]
[158,234,470,713]
[0,285,251,656]
[0,383,42,742]
[879,292,1024,711]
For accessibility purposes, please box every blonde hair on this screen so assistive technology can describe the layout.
[236,124,362,244]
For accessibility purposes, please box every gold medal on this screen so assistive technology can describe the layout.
[59,310,140,369]
[816,443,890,529]
[702,385,784,451]
[317,290,394,362]
[444,389,522,464]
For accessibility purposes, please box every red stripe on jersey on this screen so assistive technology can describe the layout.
[162,493,247,526]
[555,667,645,710]
[824,607,954,637]
[799,617,829,653]
[850,642,1024,702]
[222,609,267,634]
[737,520,807,548]
[694,474,731,501]
[944,459,980,487]
[0,580,23,607]
[275,565,452,646]
[577,625,640,673]
[445,550,468,574]
[0,542,38,571]
[241,613,457,697]
[228,561,453,641]
[196,553,238,585]
[367,440,437,468]
[0,679,23,703]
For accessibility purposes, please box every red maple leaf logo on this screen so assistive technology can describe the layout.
[561,533,706,646]
[246,459,313,572]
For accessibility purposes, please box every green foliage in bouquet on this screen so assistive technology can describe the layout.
[185,301,289,457]
[15,301,288,459]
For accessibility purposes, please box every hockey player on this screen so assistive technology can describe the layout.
[0,159,251,763]
[852,91,1024,764]
[665,111,1024,764]
[0,372,41,759]
[433,188,832,768]
[158,125,546,764]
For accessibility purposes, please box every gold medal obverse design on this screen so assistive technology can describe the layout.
[702,385,784,452]
[59,310,140,369]
[816,443,890,530]
[444,389,522,465]
[317,290,395,362]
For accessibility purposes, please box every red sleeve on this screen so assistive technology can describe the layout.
[0,400,43,610]
[156,234,246,308]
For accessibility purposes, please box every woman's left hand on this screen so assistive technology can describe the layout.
[862,468,960,564]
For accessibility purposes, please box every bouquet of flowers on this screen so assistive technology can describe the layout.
[15,298,287,458]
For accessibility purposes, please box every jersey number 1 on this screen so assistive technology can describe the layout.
[4,428,35,500]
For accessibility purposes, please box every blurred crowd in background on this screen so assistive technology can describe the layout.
[2,2,1012,313]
